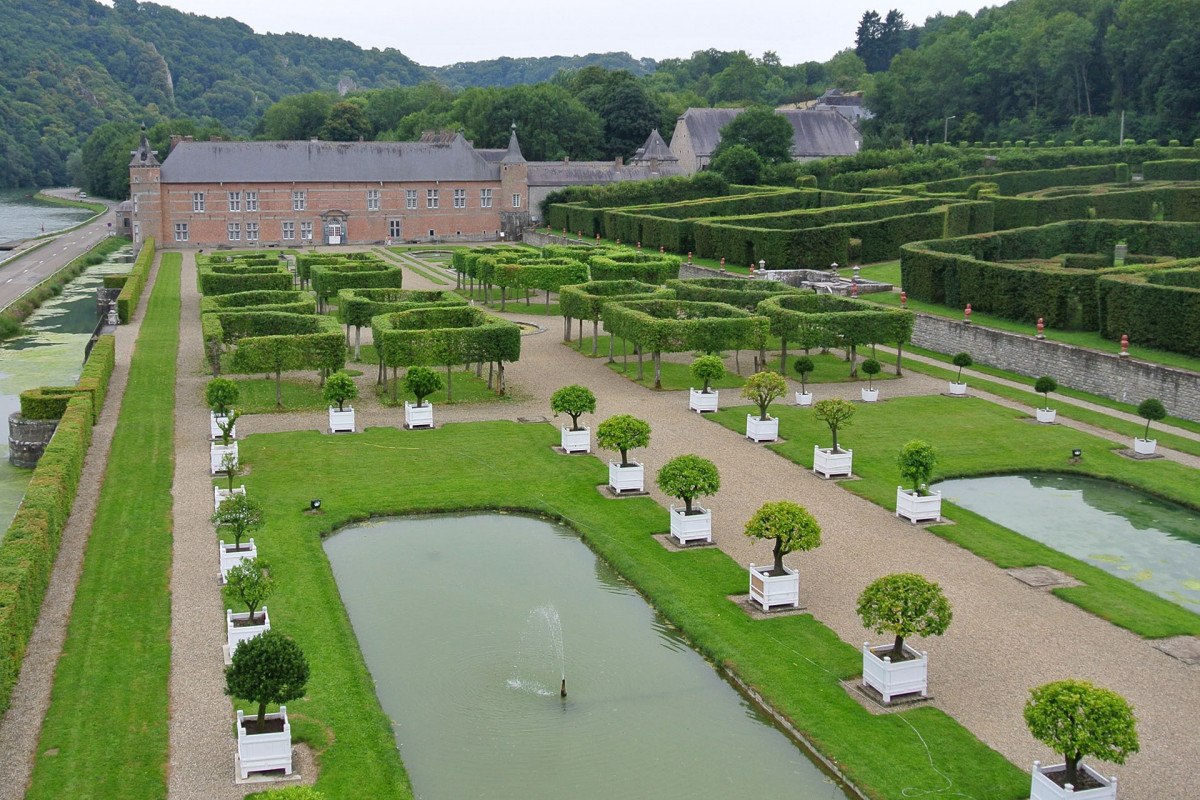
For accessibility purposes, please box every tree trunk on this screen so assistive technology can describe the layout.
[563,316,571,342]
[354,327,361,361]
[274,370,282,407]
[592,320,599,355]
[683,496,693,513]
[891,634,905,662]
[780,338,788,375]
[500,286,506,311]
[445,364,453,401]
[653,351,662,389]
[895,342,903,376]
[488,361,494,390]
[849,344,858,377]
[773,538,785,575]
[498,361,506,395]
[636,346,643,381]
[392,366,398,403]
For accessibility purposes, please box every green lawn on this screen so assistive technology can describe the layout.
[27,253,181,799]
[709,394,1200,638]
[239,420,1028,800]
[227,376,329,413]
[838,260,902,285]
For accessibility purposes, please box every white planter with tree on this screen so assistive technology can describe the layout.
[206,377,239,441]
[224,557,274,656]
[689,355,724,413]
[212,493,264,583]
[658,454,720,545]
[860,357,881,402]
[895,440,942,523]
[857,573,952,703]
[1035,376,1058,423]
[812,398,855,478]
[214,485,246,511]
[403,366,443,429]
[949,351,972,394]
[226,630,310,779]
[744,500,821,611]
[1025,679,1138,799]
[597,414,651,493]
[742,370,785,442]
[210,440,239,474]
[551,384,596,453]
[793,355,814,406]
[325,370,358,433]
[1134,398,1165,454]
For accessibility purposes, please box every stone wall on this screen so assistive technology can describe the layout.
[8,414,58,469]
[911,313,1200,421]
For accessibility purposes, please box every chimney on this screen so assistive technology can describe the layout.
[183,135,194,142]
[209,135,221,142]
[311,137,319,142]
[170,135,183,151]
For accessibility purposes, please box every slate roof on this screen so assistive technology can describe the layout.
[129,131,160,167]
[527,162,685,187]
[675,108,742,158]
[501,124,526,164]
[673,107,861,160]
[632,129,677,163]
[158,135,500,183]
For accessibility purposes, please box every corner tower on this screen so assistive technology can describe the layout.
[128,126,161,246]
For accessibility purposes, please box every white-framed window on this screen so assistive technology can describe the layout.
[426,189,439,209]
[292,190,307,211]
[227,222,241,241]
[132,196,139,213]
[192,192,205,212]
[282,221,295,240]
[480,188,492,208]
[300,221,313,240]
[406,189,417,209]
[174,222,188,242]
[388,220,402,238]
[246,222,259,242]
[453,188,466,208]
[511,193,522,208]
[367,189,381,211]
[228,191,241,212]
[246,191,258,211]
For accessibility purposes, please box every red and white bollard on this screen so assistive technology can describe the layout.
[720,257,725,270]
[851,281,858,297]
[1120,334,1130,357]
[964,303,972,324]
[596,234,600,241]
[660,246,664,253]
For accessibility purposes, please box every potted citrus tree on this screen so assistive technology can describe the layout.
[793,356,815,406]
[741,370,787,442]
[210,409,241,474]
[224,557,274,658]
[403,366,443,429]
[324,371,358,433]
[1035,376,1059,423]
[1025,679,1138,799]
[860,358,882,402]
[551,384,596,453]
[226,629,310,779]
[656,454,720,545]
[744,501,821,611]
[206,377,239,440]
[949,352,972,395]
[857,573,952,703]
[1134,398,1165,455]
[895,440,941,523]
[812,398,855,478]
[689,354,724,413]
[597,414,651,493]
[212,493,263,582]
[214,452,246,510]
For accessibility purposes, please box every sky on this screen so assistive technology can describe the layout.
[109,0,993,67]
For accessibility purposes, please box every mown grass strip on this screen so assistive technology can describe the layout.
[240,420,1027,800]
[26,253,180,799]
[380,248,450,285]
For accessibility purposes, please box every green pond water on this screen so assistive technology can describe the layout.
[324,513,850,800]
[938,474,1200,609]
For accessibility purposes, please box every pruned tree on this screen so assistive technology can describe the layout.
[225,630,310,733]
[743,500,821,576]
[856,573,952,661]
[656,455,720,514]
[1024,679,1139,789]
[596,414,651,468]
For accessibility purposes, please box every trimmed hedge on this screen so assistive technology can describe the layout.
[756,293,915,350]
[665,277,802,309]
[196,264,292,296]
[371,306,522,368]
[199,290,316,317]
[588,255,681,284]
[310,259,403,307]
[76,335,115,422]
[1143,160,1200,181]
[115,238,155,323]
[991,185,1200,230]
[336,288,467,329]
[601,299,768,355]
[19,387,82,420]
[558,280,675,326]
[1097,268,1200,355]
[226,313,346,377]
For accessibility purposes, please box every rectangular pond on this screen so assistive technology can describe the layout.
[938,473,1200,609]
[324,513,850,800]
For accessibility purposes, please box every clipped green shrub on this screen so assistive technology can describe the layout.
[116,238,156,322]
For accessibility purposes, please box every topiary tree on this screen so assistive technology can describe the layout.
[793,355,814,395]
[952,352,973,383]
[740,370,787,420]
[656,454,720,514]
[856,573,952,661]
[322,371,358,412]
[215,410,240,447]
[225,629,310,733]
[897,440,938,496]
[812,398,855,453]
[690,355,725,394]
[1137,398,1166,440]
[205,377,240,416]
[743,500,821,576]
[1024,679,1139,789]
[403,366,443,407]
[223,557,275,625]
[861,358,881,390]
[1034,376,1057,408]
[550,384,596,431]
[218,452,242,491]
[596,414,651,468]
[211,493,264,550]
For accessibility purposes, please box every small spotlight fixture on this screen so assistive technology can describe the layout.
[1071,449,1082,459]
[310,498,322,511]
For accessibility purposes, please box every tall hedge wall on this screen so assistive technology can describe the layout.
[115,238,155,323]
[1142,160,1200,181]
[336,288,467,329]
[371,306,522,368]
[991,185,1200,230]
[665,277,802,309]
[600,299,768,354]
[310,260,404,305]
[1096,271,1200,355]
[225,313,346,376]
[756,293,914,349]
[196,265,293,295]
[558,280,675,323]
[198,290,316,317]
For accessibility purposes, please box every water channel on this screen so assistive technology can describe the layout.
[324,513,850,800]
[938,473,1200,609]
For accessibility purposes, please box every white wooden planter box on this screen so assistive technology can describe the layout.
[748,563,799,610]
[210,441,238,474]
[1037,407,1058,424]
[329,405,355,433]
[689,388,719,413]
[214,485,246,511]
[745,414,779,442]
[669,504,711,545]
[227,606,270,656]
[948,381,968,395]
[1030,761,1117,800]
[861,387,879,402]
[219,538,257,583]
[560,425,590,453]
[1133,437,1156,455]
[210,412,236,441]
[608,461,644,493]
[236,706,293,779]
[862,642,928,703]
[404,401,434,429]
[896,488,942,523]
[795,391,813,407]
[813,446,853,478]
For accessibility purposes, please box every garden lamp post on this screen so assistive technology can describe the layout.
[943,115,956,144]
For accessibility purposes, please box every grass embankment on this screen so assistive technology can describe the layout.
[708,394,1200,638]
[379,248,450,285]
[26,253,180,798]
[238,419,1028,800]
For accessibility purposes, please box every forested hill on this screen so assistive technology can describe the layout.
[430,53,655,89]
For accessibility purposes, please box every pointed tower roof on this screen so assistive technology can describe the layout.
[632,129,677,164]
[501,122,526,164]
[129,125,159,167]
